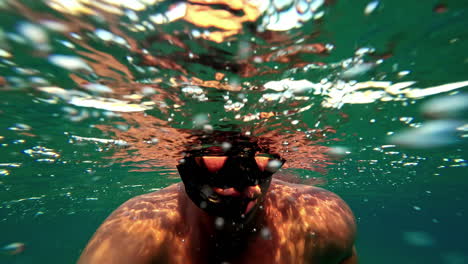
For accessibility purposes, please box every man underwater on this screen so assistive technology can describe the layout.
[78,134,357,264]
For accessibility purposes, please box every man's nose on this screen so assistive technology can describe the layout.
[243,185,262,199]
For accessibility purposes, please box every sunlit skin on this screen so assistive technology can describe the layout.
[79,152,357,264]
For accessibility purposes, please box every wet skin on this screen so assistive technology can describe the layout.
[78,179,357,264]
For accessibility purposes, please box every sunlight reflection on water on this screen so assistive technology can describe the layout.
[0,0,466,204]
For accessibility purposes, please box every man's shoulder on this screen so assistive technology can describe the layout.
[265,179,356,247]
[108,182,184,222]
[122,183,183,208]
[267,178,348,207]
[78,183,185,264]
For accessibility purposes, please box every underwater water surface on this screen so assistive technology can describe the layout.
[0,0,467,263]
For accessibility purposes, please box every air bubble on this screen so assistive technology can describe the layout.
[215,217,224,229]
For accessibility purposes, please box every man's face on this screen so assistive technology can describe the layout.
[177,152,284,219]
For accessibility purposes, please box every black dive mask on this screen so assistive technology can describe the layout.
[177,153,285,219]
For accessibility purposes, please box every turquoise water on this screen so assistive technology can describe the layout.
[1,0,467,263]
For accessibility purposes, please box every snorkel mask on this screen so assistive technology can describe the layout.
[177,142,284,219]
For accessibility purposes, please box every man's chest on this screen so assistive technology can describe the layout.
[170,227,316,264]
[239,227,316,264]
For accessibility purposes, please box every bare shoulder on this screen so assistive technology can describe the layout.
[267,179,355,216]
[112,182,183,215]
[78,183,184,264]
[265,179,356,261]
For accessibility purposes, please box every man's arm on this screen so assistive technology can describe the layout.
[78,197,169,264]
[78,222,161,264]
[340,247,358,264]
[300,185,358,264]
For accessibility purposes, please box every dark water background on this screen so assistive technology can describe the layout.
[1,0,467,263]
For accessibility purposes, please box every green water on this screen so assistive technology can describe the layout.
[1,0,467,263]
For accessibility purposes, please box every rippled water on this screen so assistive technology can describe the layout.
[0,0,467,263]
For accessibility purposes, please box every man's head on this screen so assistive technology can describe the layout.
[177,136,284,219]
